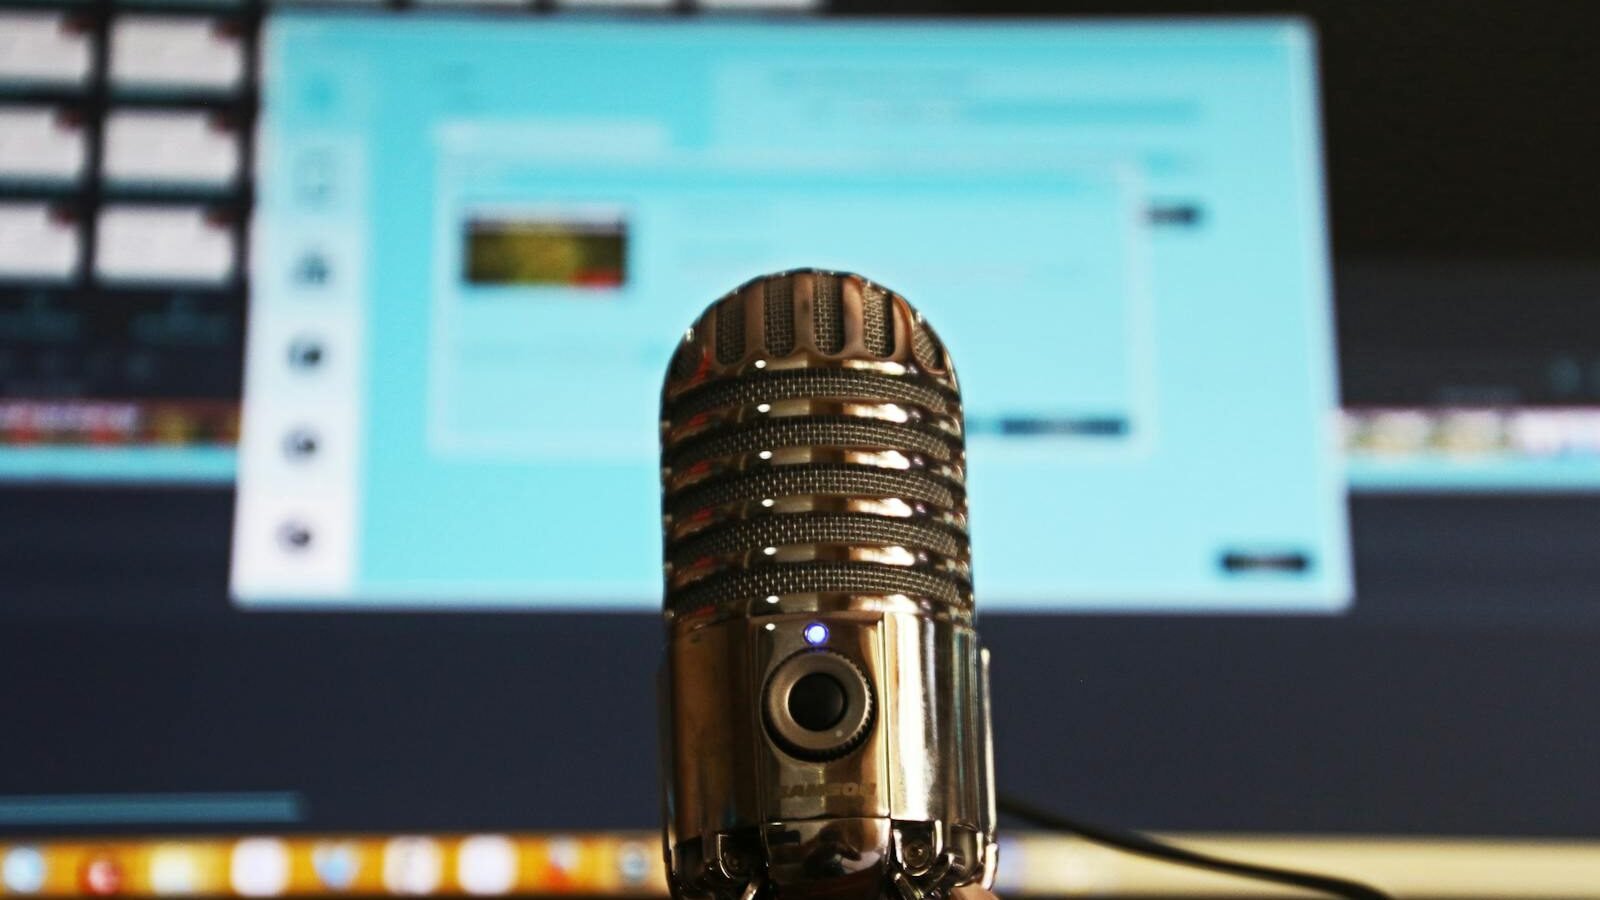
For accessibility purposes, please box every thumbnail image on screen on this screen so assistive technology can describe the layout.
[463,207,629,288]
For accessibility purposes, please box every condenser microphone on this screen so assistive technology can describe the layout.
[660,270,996,900]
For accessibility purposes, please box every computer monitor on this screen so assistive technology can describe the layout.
[3,1,1599,897]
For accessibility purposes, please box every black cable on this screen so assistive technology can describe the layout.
[997,794,1394,900]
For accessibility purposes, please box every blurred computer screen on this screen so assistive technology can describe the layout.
[2,0,1598,897]
[235,16,1346,613]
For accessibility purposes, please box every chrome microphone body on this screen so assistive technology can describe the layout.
[660,270,996,900]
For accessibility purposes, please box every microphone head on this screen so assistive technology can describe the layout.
[660,270,995,900]
[661,269,971,621]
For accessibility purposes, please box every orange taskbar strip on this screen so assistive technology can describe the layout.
[3,832,1600,897]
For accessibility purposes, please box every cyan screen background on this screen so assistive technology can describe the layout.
[245,16,1348,610]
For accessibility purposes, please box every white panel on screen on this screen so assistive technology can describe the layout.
[95,205,235,284]
[110,16,244,92]
[0,106,86,182]
[0,203,79,280]
[103,109,240,186]
[556,0,675,9]
[0,13,93,85]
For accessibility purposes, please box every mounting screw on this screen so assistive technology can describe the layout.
[901,839,931,870]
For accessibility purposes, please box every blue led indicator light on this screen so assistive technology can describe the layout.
[803,623,829,646]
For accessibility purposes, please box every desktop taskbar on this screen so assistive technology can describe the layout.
[2,831,1599,897]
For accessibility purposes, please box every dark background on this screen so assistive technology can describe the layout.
[5,491,1600,836]
[3,0,1599,839]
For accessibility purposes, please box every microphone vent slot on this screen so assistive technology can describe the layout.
[764,276,796,356]
[912,322,945,371]
[813,274,845,354]
[670,340,700,380]
[716,296,746,364]
[862,286,893,357]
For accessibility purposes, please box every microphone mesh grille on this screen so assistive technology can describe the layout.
[669,370,952,420]
[663,465,958,522]
[666,417,956,470]
[674,562,966,611]
[661,270,969,616]
[672,514,965,568]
